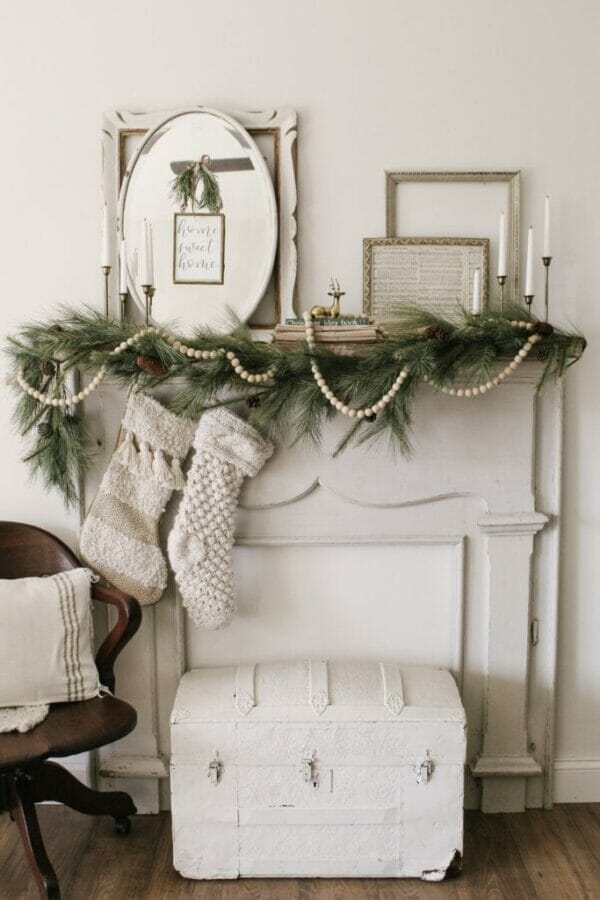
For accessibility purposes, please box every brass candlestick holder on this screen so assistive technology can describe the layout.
[142,285,155,326]
[102,265,111,316]
[496,274,507,314]
[542,256,552,322]
[119,291,128,321]
[524,293,534,313]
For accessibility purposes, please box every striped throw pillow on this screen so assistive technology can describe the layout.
[0,568,100,708]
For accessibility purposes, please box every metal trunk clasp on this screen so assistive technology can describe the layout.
[416,751,434,785]
[300,750,319,788]
[208,752,223,786]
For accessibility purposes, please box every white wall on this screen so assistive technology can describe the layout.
[1,0,598,799]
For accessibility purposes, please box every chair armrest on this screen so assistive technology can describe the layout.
[92,583,142,695]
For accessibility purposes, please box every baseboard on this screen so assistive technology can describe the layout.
[553,758,600,802]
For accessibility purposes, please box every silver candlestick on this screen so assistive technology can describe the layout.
[496,274,507,315]
[142,284,155,326]
[102,265,111,316]
[542,256,552,322]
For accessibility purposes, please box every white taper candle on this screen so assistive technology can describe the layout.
[543,195,551,258]
[119,239,128,294]
[472,268,481,314]
[498,211,507,277]
[525,226,535,296]
[140,219,153,286]
[101,205,111,267]
[147,220,155,286]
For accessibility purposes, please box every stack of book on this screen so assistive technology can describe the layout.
[273,317,380,345]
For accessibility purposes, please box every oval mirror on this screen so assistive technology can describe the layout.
[119,108,278,331]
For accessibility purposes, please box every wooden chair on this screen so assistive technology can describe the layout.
[0,522,141,899]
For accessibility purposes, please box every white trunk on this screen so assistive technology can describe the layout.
[171,661,466,880]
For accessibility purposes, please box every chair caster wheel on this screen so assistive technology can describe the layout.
[114,816,131,836]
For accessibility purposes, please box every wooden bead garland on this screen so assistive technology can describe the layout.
[16,316,549,415]
[425,320,541,397]
[16,324,276,409]
[303,310,407,420]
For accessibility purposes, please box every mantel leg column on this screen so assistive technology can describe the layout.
[472,513,547,813]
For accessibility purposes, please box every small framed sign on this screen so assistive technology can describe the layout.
[173,213,225,284]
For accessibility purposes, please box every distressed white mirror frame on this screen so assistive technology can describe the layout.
[102,107,298,333]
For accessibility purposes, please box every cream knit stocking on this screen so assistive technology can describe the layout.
[80,392,196,605]
[168,408,273,629]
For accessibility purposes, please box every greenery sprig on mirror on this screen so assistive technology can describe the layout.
[170,156,222,213]
[6,304,585,506]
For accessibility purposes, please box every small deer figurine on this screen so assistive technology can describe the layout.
[310,278,346,319]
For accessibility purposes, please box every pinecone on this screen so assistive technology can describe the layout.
[41,360,56,376]
[37,422,53,437]
[532,321,554,337]
[423,325,451,341]
[136,355,167,376]
[245,394,261,409]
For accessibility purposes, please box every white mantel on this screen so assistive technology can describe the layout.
[84,361,564,815]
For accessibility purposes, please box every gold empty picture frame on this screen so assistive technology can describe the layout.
[363,236,489,320]
[385,171,520,301]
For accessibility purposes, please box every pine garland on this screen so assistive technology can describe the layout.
[5,303,586,506]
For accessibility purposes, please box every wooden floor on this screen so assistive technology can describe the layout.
[0,806,599,899]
